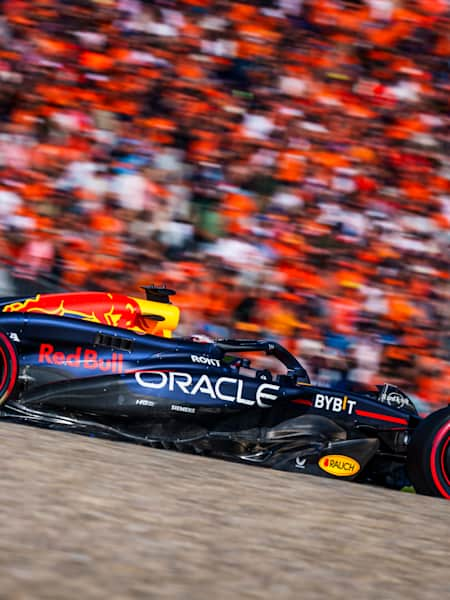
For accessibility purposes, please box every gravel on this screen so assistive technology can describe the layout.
[1,422,449,600]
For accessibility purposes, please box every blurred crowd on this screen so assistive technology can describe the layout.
[0,0,448,408]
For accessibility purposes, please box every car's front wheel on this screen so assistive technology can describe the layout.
[407,406,450,499]
[0,330,19,405]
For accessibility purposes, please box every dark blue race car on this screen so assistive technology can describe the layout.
[0,286,448,499]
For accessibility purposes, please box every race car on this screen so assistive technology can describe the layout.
[0,286,448,499]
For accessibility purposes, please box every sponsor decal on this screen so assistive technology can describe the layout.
[314,393,356,415]
[378,384,412,410]
[318,454,360,477]
[135,399,155,407]
[171,404,196,414]
[8,333,20,342]
[191,354,221,367]
[135,370,280,408]
[38,343,124,373]
[386,392,407,408]
[295,457,307,469]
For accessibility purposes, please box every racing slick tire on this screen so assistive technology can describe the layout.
[407,407,450,499]
[0,331,19,405]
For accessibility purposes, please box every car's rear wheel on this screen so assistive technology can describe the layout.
[407,407,450,499]
[0,331,19,405]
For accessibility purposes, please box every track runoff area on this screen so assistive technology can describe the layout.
[1,423,448,600]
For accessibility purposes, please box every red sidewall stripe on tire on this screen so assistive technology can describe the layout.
[441,437,449,487]
[430,421,450,499]
[0,345,8,391]
[0,332,18,404]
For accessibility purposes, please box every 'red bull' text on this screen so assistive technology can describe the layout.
[38,343,124,373]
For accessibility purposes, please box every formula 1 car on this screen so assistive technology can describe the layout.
[0,286,448,499]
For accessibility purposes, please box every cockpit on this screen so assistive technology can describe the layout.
[215,340,311,386]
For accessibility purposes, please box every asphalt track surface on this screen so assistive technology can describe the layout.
[1,423,449,600]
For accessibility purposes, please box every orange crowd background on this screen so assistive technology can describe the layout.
[0,0,448,409]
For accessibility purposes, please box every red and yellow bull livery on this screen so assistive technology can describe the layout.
[2,287,180,338]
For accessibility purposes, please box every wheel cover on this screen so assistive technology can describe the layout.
[0,332,18,405]
[430,422,450,499]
